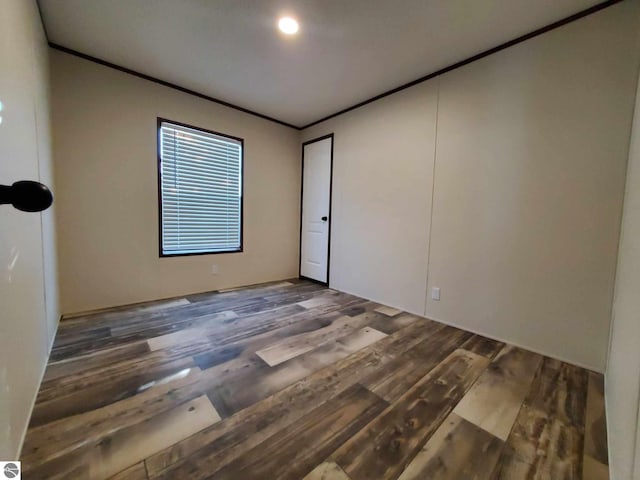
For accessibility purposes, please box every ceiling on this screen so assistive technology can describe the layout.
[40,0,607,128]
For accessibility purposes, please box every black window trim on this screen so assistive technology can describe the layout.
[157,117,244,258]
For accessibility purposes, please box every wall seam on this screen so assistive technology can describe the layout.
[423,77,440,316]
[30,18,51,355]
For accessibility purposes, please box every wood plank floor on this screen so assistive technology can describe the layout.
[22,279,609,479]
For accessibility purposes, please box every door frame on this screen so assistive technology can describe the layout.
[299,133,334,285]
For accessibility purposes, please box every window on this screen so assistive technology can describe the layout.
[158,118,243,256]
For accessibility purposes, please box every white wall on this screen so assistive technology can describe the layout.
[303,0,640,372]
[51,51,301,314]
[426,1,639,371]
[606,27,640,479]
[33,15,59,350]
[306,82,438,314]
[0,0,59,458]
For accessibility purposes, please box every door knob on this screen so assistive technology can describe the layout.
[321,216,328,221]
[0,181,53,212]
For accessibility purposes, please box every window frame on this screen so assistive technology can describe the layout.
[157,117,244,258]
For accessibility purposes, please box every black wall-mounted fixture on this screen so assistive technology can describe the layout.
[0,181,53,212]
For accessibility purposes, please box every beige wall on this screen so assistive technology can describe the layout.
[606,28,640,479]
[0,0,59,458]
[303,0,639,371]
[51,51,301,314]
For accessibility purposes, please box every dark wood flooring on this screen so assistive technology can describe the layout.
[21,279,609,479]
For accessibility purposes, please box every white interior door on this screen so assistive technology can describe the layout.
[300,136,332,283]
[0,0,49,457]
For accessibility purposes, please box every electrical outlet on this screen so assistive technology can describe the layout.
[211,264,219,275]
[431,287,440,301]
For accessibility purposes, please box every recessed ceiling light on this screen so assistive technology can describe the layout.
[278,16,299,35]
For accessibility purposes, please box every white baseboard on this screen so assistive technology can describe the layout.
[17,314,61,457]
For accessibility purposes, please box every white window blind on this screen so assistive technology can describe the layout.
[159,120,242,256]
